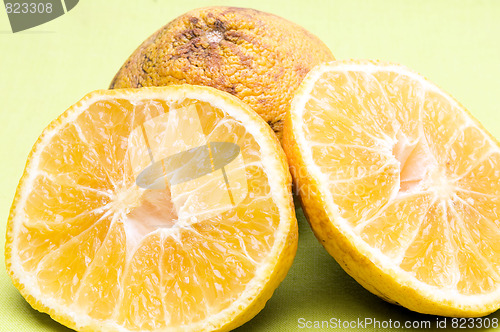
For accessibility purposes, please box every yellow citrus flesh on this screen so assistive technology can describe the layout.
[283,60,500,316]
[6,85,297,331]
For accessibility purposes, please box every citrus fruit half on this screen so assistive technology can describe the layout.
[283,60,500,317]
[110,6,334,140]
[6,85,297,331]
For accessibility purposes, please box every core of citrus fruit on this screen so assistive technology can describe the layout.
[5,85,297,331]
[283,60,500,317]
[109,6,334,140]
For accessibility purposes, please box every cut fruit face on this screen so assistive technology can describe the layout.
[6,85,297,331]
[283,60,500,317]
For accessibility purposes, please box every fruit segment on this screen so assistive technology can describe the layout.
[360,193,434,260]
[36,218,112,304]
[75,220,127,320]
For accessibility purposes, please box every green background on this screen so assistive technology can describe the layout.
[1,0,499,331]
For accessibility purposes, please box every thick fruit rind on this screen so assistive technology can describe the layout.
[110,6,334,139]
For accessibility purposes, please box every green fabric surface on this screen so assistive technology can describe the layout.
[1,1,500,331]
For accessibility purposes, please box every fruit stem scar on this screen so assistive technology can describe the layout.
[206,30,223,43]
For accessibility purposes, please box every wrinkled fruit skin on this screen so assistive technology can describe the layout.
[110,6,334,140]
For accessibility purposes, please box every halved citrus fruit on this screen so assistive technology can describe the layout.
[5,85,297,331]
[283,60,500,317]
